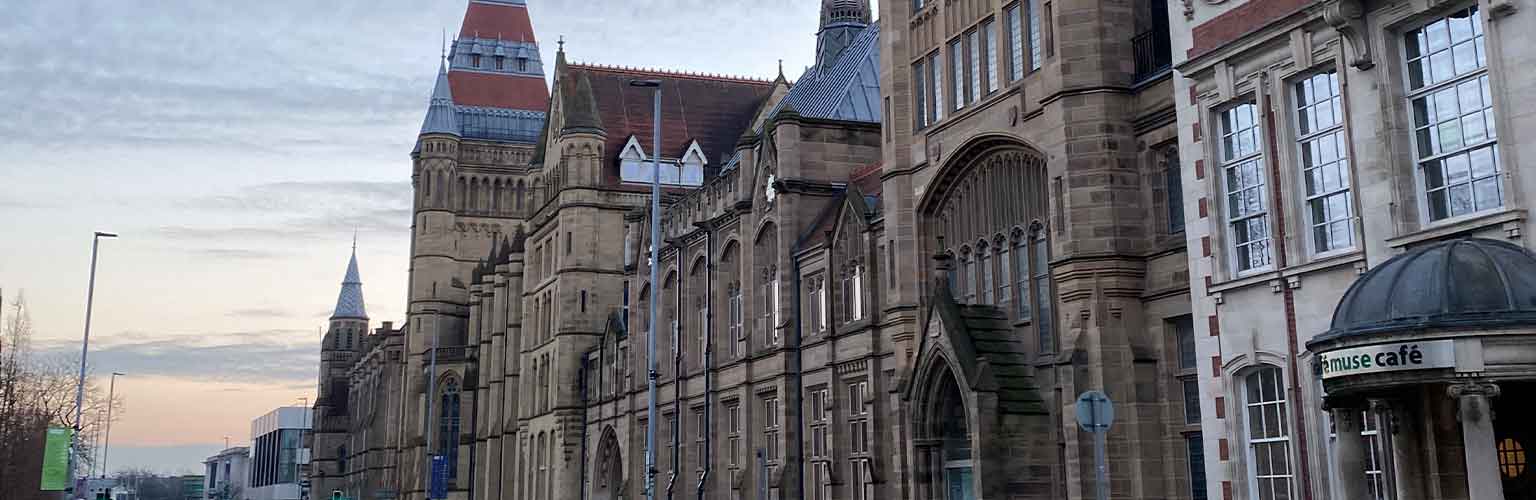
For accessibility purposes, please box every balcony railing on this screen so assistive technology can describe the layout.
[1133,29,1172,83]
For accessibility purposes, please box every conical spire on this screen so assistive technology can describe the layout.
[420,59,461,136]
[816,0,871,72]
[332,248,367,320]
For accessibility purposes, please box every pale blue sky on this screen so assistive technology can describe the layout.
[0,0,861,473]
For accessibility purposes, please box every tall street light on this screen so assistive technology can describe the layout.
[629,78,662,500]
[71,231,116,497]
[101,372,124,478]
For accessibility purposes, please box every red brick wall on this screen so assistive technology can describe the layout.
[1188,0,1314,59]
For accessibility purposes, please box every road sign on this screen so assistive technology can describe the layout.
[1075,390,1115,432]
[1075,391,1115,500]
[430,456,449,499]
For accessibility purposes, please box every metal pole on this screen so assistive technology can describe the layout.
[630,79,663,500]
[71,232,116,499]
[1094,429,1108,500]
[102,372,123,478]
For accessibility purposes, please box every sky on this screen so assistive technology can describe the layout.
[0,0,867,474]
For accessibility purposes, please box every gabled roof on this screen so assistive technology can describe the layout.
[558,64,775,184]
[761,23,881,126]
[904,285,1046,415]
[332,250,367,320]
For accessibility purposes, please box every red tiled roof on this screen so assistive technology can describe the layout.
[448,71,550,111]
[566,64,774,184]
[459,1,537,42]
[849,162,883,197]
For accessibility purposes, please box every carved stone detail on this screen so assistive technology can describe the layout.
[1323,0,1375,70]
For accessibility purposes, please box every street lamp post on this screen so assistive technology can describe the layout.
[101,372,124,478]
[70,231,116,498]
[629,78,662,500]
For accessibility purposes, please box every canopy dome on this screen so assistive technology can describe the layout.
[1318,238,1536,343]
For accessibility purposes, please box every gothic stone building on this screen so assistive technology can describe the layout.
[310,0,1214,499]
[1169,0,1536,499]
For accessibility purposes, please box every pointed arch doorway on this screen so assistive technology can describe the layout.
[593,427,625,500]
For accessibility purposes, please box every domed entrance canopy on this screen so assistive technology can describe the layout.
[1312,238,1536,346]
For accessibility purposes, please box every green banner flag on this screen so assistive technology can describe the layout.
[40,427,72,491]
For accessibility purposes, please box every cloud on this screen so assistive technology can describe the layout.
[157,181,412,243]
[34,329,320,384]
[226,307,293,319]
[189,248,286,260]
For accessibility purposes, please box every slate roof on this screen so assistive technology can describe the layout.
[420,61,461,136]
[910,286,1046,415]
[560,64,774,184]
[332,250,367,320]
[447,71,550,112]
[761,23,881,126]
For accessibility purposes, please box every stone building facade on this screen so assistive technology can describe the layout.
[1168,0,1536,499]
[310,0,1216,499]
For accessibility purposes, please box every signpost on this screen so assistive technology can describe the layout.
[1075,391,1115,500]
[41,427,72,491]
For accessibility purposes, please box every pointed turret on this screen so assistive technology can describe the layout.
[420,60,461,137]
[816,0,871,72]
[331,248,367,320]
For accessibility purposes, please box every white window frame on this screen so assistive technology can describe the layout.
[1218,101,1273,276]
[1292,70,1355,256]
[851,265,866,321]
[1241,366,1293,500]
[1402,6,1501,224]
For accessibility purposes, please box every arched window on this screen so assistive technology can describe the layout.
[439,377,462,481]
[996,236,1012,308]
[959,248,975,304]
[977,242,993,305]
[935,370,973,500]
[1242,366,1292,500]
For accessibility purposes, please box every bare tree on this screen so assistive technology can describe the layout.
[0,292,123,500]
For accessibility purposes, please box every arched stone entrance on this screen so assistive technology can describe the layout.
[593,427,625,500]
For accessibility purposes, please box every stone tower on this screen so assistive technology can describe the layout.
[311,246,368,497]
[404,1,550,499]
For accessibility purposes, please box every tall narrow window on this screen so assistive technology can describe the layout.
[1187,433,1209,500]
[1167,148,1186,234]
[727,403,742,477]
[951,40,965,110]
[1220,103,1271,273]
[1362,411,1387,500]
[1014,238,1030,320]
[810,387,832,500]
[1406,7,1499,221]
[997,241,1012,307]
[1243,367,1292,500]
[960,250,976,303]
[931,52,945,121]
[852,264,865,321]
[1033,236,1053,352]
[984,19,999,92]
[1007,4,1024,81]
[439,378,462,481]
[1295,71,1352,253]
[847,380,873,500]
[729,285,743,358]
[968,30,982,101]
[763,395,781,478]
[978,243,993,305]
[1028,0,1043,70]
[914,61,928,130]
[770,276,782,345]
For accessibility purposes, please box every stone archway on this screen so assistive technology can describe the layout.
[912,354,977,500]
[593,427,625,500]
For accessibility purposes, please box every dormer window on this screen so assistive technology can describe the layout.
[518,57,529,72]
[495,56,505,70]
[472,54,482,68]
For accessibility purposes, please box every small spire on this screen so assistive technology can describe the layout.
[351,230,358,253]
[557,35,565,53]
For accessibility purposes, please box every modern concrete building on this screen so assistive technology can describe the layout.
[204,447,250,500]
[250,408,311,500]
[1169,0,1536,499]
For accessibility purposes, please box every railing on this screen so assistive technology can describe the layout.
[1133,28,1172,84]
[431,345,472,362]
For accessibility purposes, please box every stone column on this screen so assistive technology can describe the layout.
[1332,408,1369,500]
[1449,382,1505,500]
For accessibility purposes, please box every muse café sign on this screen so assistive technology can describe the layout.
[1319,340,1456,379]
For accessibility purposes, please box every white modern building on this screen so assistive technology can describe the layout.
[204,447,251,500]
[249,407,311,500]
